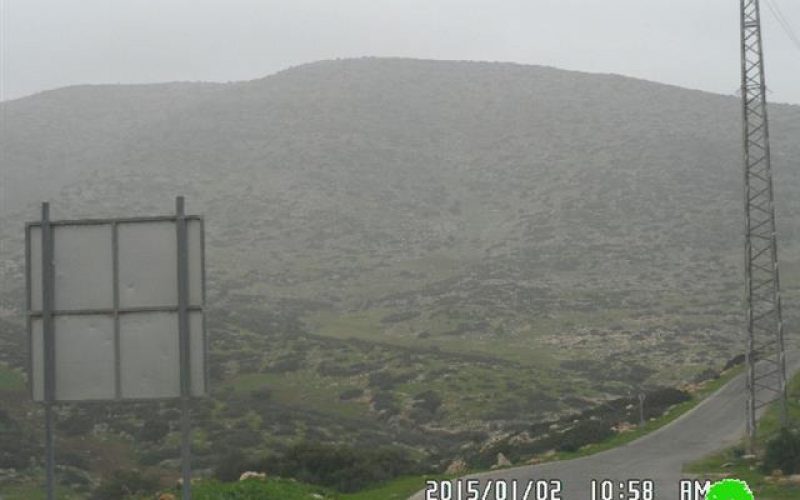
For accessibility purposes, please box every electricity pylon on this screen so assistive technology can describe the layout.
[740,0,788,445]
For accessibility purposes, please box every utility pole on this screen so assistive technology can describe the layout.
[740,0,788,448]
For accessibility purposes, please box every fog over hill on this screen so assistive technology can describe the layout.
[2,57,800,415]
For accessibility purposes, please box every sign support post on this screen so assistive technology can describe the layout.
[41,202,56,500]
[176,196,192,500]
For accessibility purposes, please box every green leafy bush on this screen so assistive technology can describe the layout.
[90,469,159,500]
[413,390,443,414]
[338,387,364,400]
[763,427,800,475]
[557,420,614,453]
[0,409,39,469]
[137,418,170,442]
[261,442,418,492]
[645,387,691,408]
[191,478,333,500]
[214,450,259,482]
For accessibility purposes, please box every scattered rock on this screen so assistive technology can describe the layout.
[479,433,510,453]
[613,422,636,433]
[496,453,512,468]
[0,468,19,483]
[508,432,534,445]
[445,459,468,475]
[176,477,202,487]
[239,471,267,481]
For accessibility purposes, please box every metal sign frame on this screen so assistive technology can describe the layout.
[25,197,206,500]
[25,211,208,401]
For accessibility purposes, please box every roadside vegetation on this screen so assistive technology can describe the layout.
[685,369,800,499]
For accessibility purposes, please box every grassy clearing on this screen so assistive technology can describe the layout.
[304,309,558,368]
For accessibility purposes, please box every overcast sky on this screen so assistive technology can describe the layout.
[1,0,799,104]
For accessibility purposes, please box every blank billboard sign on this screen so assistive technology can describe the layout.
[26,216,206,402]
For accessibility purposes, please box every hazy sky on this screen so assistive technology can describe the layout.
[1,0,799,104]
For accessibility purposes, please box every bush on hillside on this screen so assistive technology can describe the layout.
[557,420,614,453]
[413,390,443,414]
[90,469,159,500]
[214,450,260,482]
[644,387,691,414]
[137,419,170,442]
[763,427,800,475]
[262,442,418,492]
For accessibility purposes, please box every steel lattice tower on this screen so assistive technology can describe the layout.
[740,0,788,444]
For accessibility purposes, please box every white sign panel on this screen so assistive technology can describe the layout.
[26,216,206,402]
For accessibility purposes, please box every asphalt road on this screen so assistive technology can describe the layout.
[411,354,799,500]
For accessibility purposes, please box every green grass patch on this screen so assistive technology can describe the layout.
[224,371,367,419]
[0,482,86,500]
[186,478,336,500]
[157,476,450,500]
[684,448,800,499]
[339,474,455,500]
[305,309,557,368]
[0,363,25,391]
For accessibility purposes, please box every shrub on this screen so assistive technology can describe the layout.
[413,390,443,414]
[90,469,159,500]
[645,387,691,411]
[370,391,400,417]
[214,450,258,482]
[558,420,614,453]
[0,411,39,469]
[263,356,303,374]
[367,370,414,390]
[263,442,418,492]
[138,419,170,442]
[763,427,800,475]
[59,450,89,469]
[692,368,720,384]
[137,445,179,466]
[338,388,364,400]
[368,371,397,390]
[723,354,746,371]
[249,386,273,401]
[59,412,95,437]
[408,407,435,424]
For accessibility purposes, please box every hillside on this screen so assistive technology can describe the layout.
[1,57,800,494]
